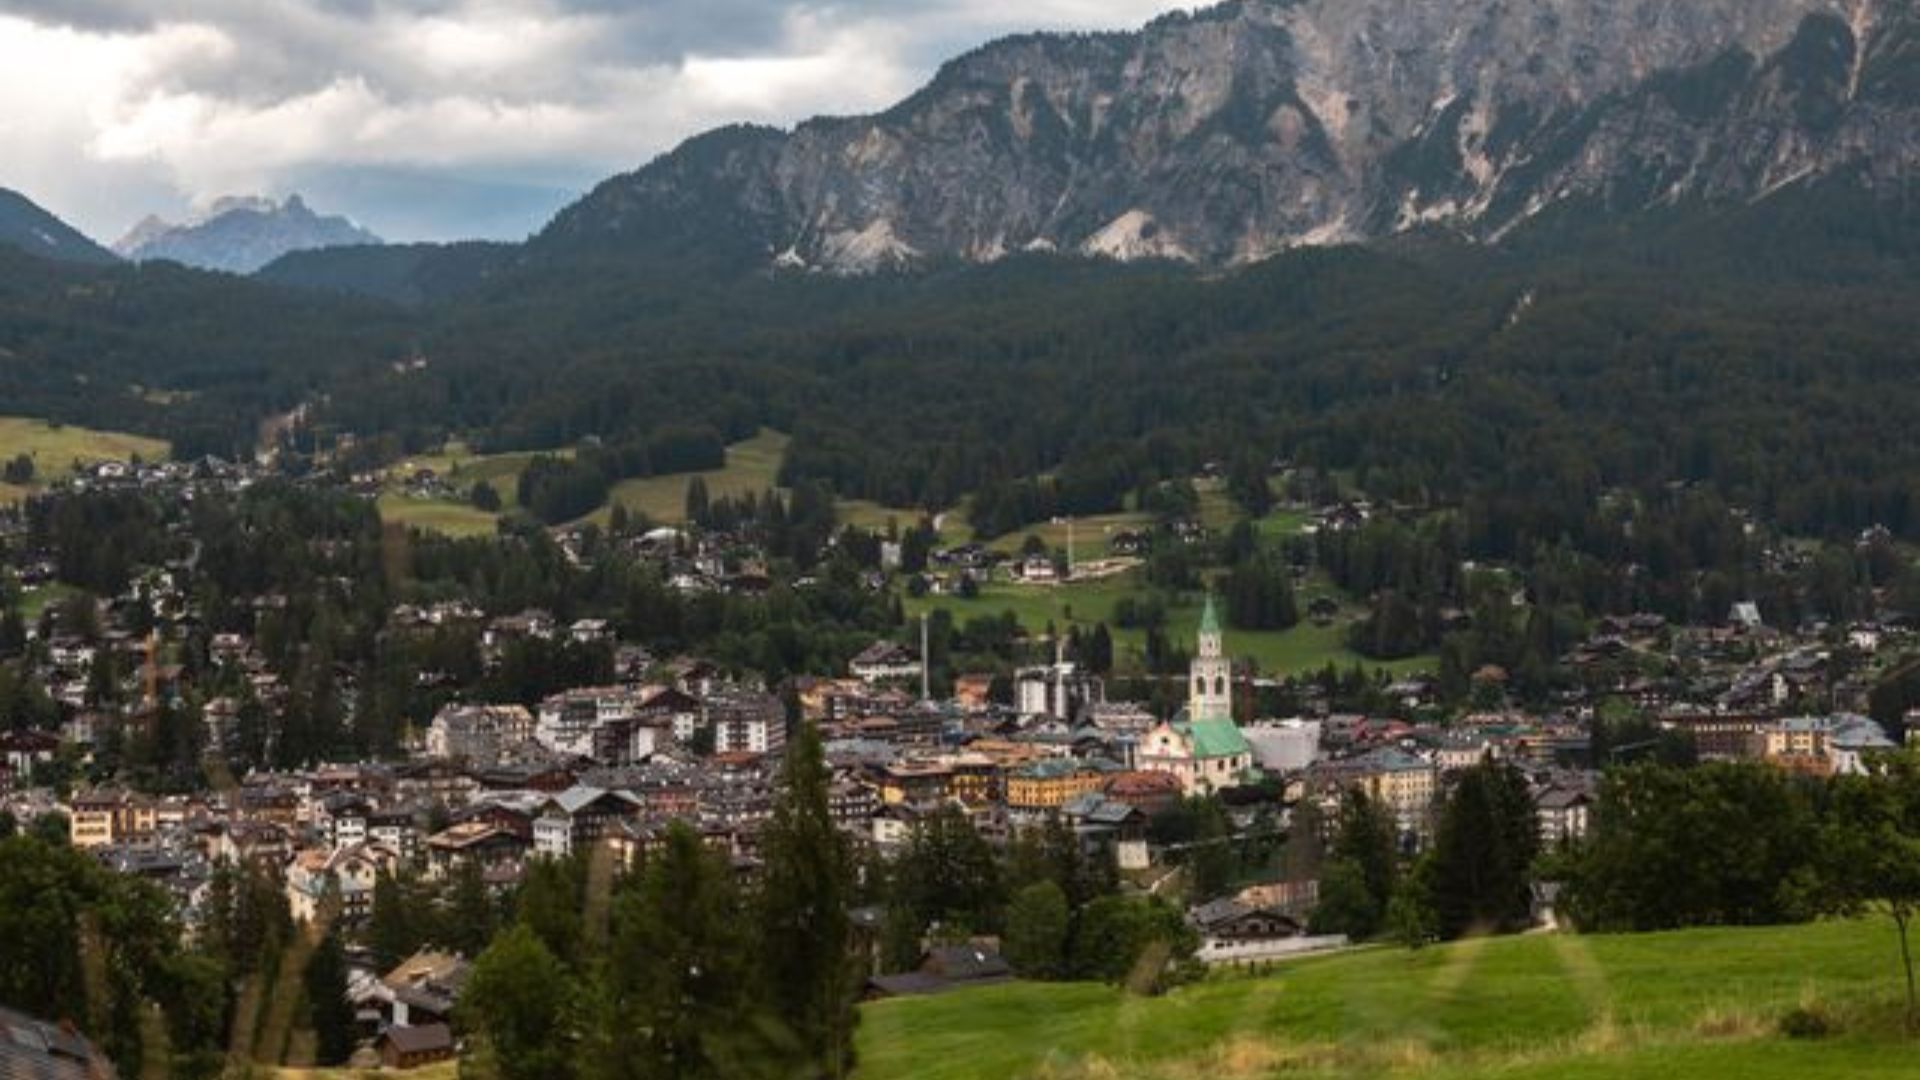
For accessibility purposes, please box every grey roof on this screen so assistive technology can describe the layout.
[925,945,1012,982]
[0,1003,115,1079]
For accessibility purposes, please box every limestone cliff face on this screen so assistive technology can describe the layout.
[539,0,1920,270]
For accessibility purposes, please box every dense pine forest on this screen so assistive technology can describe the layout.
[9,178,1920,545]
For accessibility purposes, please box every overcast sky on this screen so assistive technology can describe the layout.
[0,0,1190,244]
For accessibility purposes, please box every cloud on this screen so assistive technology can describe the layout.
[0,0,1188,243]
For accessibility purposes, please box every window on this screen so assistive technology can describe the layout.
[1215,676,1225,696]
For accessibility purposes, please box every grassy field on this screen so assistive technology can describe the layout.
[389,442,572,496]
[858,920,1920,1079]
[273,1066,456,1080]
[594,429,791,526]
[904,570,1433,678]
[375,492,501,539]
[0,416,169,504]
[377,441,575,537]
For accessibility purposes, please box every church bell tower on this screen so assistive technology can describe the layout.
[1190,594,1232,721]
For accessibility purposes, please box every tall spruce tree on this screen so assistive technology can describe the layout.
[757,722,858,1077]
[1425,761,1540,938]
[303,929,356,1066]
[596,823,762,1079]
[368,870,417,972]
[1332,789,1399,917]
[461,924,578,1080]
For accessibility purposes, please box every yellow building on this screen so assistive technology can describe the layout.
[1005,759,1111,812]
[68,789,153,849]
[877,761,953,806]
[1309,748,1439,838]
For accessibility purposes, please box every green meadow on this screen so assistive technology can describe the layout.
[904,571,1434,678]
[858,920,1920,1079]
[0,416,170,504]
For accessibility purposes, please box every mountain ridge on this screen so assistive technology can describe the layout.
[118,194,382,274]
[531,0,1920,272]
[0,188,119,266]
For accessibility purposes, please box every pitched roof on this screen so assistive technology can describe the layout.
[0,1004,116,1079]
[1178,716,1252,760]
[379,1023,453,1055]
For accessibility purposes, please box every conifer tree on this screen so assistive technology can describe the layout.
[303,929,356,1066]
[596,823,762,1079]
[757,722,858,1077]
[1425,761,1540,938]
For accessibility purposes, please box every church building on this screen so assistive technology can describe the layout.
[1138,596,1255,795]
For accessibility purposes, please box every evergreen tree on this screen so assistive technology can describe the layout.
[1227,453,1275,517]
[685,477,711,527]
[369,870,418,972]
[597,823,764,1079]
[461,925,578,1080]
[895,806,1003,934]
[756,722,858,1077]
[1331,789,1399,916]
[444,860,498,958]
[1086,623,1115,675]
[1067,896,1197,990]
[516,856,585,969]
[1003,882,1070,980]
[1308,859,1381,939]
[303,929,357,1066]
[1424,761,1540,938]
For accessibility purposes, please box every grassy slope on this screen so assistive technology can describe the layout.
[857,920,1917,1080]
[375,491,500,539]
[903,569,1433,679]
[0,416,170,505]
[907,480,1430,677]
[593,429,791,526]
[274,1066,457,1080]
[376,441,575,537]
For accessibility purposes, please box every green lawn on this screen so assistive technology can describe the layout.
[386,441,572,500]
[378,440,579,537]
[840,500,936,535]
[0,416,169,503]
[987,512,1158,563]
[375,492,500,539]
[18,582,82,622]
[858,920,1920,1079]
[274,1066,456,1080]
[904,570,1433,678]
[594,429,791,526]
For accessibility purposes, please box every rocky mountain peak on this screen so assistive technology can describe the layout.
[115,194,381,274]
[538,0,1920,272]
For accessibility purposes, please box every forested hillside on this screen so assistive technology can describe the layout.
[8,174,1920,551]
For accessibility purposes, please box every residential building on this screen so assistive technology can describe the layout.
[285,843,397,924]
[1307,747,1439,840]
[849,640,924,685]
[1005,759,1111,813]
[530,786,643,858]
[425,704,534,765]
[707,690,786,756]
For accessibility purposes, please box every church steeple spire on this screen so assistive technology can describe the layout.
[1197,593,1223,659]
[1190,592,1231,720]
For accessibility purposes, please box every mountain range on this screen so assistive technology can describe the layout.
[114,195,381,274]
[537,0,1919,272]
[5,0,1920,285]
